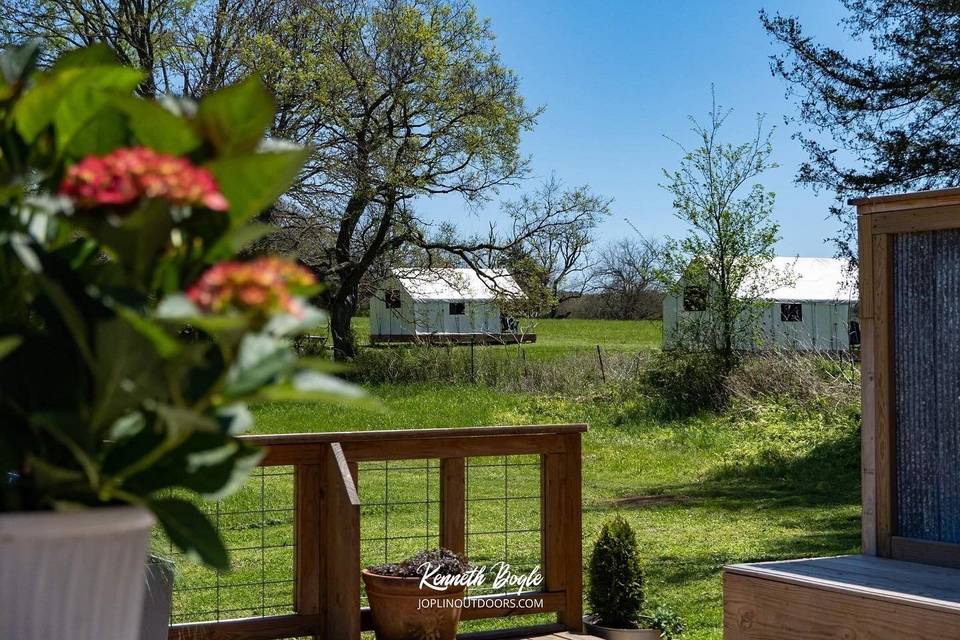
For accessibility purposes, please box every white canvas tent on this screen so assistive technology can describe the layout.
[370,268,534,344]
[662,257,859,351]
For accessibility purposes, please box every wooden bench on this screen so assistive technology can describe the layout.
[724,555,960,639]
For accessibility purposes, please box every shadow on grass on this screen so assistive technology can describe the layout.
[591,414,862,568]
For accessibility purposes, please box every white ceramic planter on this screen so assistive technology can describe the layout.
[583,615,663,640]
[0,505,154,640]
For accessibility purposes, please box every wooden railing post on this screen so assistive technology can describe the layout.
[440,458,466,555]
[541,433,584,631]
[294,464,322,638]
[561,433,583,629]
[320,443,361,639]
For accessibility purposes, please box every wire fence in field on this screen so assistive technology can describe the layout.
[348,342,654,393]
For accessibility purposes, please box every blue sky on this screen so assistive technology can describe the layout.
[419,0,861,257]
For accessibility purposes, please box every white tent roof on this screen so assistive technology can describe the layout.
[392,268,524,301]
[743,257,856,303]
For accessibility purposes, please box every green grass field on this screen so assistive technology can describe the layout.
[157,319,860,640]
[351,316,663,358]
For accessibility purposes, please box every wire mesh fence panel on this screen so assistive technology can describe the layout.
[354,453,548,632]
[464,455,542,597]
[357,459,441,607]
[150,466,296,623]
[459,453,549,633]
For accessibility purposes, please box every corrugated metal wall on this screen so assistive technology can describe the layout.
[894,230,960,543]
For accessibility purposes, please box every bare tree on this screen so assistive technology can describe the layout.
[594,237,664,320]
[504,177,610,318]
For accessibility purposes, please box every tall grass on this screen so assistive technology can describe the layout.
[349,344,653,394]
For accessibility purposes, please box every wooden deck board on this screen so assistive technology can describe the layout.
[727,554,960,612]
[725,555,960,639]
[470,635,598,639]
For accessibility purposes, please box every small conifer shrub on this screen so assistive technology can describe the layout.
[587,515,644,628]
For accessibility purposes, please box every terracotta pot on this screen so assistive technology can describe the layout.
[0,506,154,640]
[362,569,466,640]
[583,615,663,640]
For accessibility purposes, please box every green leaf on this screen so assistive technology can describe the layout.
[223,334,295,397]
[14,64,143,143]
[206,222,275,260]
[115,307,181,359]
[51,44,118,71]
[28,457,86,489]
[79,199,175,280]
[9,232,41,272]
[151,497,229,570]
[183,440,262,500]
[153,404,221,445]
[116,96,201,155]
[196,76,275,155]
[207,149,309,225]
[0,335,22,360]
[0,40,40,88]
[37,275,95,369]
[290,369,365,399]
[214,403,254,435]
[264,305,327,337]
[64,106,130,156]
[126,433,261,500]
[156,294,200,318]
[108,411,146,440]
[90,316,168,432]
[54,69,143,151]
[13,69,78,140]
[250,370,369,405]
[29,412,101,489]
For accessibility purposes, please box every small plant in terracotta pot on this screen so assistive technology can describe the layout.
[362,548,470,640]
[584,515,685,639]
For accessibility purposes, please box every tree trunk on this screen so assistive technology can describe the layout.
[329,295,359,361]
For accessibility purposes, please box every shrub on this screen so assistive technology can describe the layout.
[646,604,686,639]
[640,350,731,419]
[588,515,644,629]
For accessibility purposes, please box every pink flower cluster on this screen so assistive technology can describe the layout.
[187,257,317,317]
[60,147,228,211]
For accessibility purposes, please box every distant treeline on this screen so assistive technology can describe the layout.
[557,291,664,320]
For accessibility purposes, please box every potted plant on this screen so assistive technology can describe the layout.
[584,515,685,639]
[362,548,470,640]
[0,42,356,640]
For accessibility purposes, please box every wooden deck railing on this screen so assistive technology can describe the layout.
[168,423,585,640]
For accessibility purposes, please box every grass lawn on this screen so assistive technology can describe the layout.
[350,316,663,359]
[158,383,860,640]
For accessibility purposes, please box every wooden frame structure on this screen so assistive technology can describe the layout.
[724,188,960,639]
[166,424,585,640]
[856,188,960,565]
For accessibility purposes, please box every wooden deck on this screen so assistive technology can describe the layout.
[463,633,598,640]
[724,554,960,639]
[370,332,537,345]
